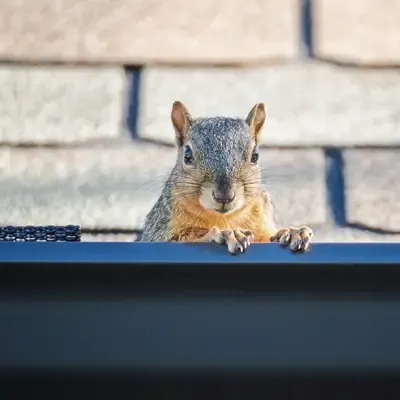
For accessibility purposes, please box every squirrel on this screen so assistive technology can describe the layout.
[140,101,313,254]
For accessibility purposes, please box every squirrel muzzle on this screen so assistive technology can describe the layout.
[199,179,245,215]
[212,187,236,213]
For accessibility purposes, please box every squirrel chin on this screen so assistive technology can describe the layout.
[208,207,238,216]
[215,209,229,214]
[214,208,232,215]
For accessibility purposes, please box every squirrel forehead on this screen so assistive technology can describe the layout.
[188,117,253,151]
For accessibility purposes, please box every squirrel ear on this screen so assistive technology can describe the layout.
[245,103,267,143]
[171,101,193,147]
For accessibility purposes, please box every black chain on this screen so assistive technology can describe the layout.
[0,225,81,242]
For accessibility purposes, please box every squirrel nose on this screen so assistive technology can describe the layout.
[213,190,236,205]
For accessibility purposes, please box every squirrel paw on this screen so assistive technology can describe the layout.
[207,226,254,255]
[270,226,313,252]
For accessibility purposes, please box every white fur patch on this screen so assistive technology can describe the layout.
[199,185,245,215]
[199,186,216,210]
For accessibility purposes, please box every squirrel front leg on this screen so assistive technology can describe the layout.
[270,226,313,252]
[257,190,314,252]
[180,227,254,255]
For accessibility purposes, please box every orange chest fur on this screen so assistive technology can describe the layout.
[169,197,273,241]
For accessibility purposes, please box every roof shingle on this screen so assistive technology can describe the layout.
[0,0,299,64]
[0,65,127,145]
[313,0,400,66]
[139,62,400,147]
[343,149,400,232]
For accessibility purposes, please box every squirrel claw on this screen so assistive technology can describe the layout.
[270,226,313,252]
[207,226,254,255]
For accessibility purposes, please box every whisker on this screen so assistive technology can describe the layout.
[130,173,171,192]
[131,179,166,191]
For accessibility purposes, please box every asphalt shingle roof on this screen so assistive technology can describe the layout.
[0,44,399,242]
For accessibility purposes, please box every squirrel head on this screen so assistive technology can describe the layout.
[170,101,267,216]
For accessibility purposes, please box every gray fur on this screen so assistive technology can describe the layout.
[139,116,257,242]
[189,117,253,190]
[139,163,179,242]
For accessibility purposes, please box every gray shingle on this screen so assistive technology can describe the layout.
[0,0,299,64]
[0,143,176,230]
[139,61,400,147]
[343,149,400,232]
[313,0,400,66]
[0,146,325,230]
[0,65,127,145]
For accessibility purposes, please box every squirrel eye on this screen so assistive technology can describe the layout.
[184,145,193,164]
[251,147,259,164]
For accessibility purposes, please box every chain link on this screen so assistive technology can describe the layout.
[0,225,81,242]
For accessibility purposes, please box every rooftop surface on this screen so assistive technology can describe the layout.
[0,60,399,243]
[0,0,399,244]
